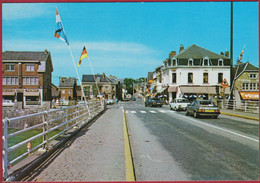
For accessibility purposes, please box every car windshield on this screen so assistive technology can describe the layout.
[199,101,216,106]
[177,99,189,103]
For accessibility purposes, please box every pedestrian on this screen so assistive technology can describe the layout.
[27,142,32,156]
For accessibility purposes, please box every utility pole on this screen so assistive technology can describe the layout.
[230,1,234,100]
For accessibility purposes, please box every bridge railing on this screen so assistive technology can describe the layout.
[224,100,259,113]
[2,100,106,180]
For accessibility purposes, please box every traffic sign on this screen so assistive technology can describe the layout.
[221,78,229,89]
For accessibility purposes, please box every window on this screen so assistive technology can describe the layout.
[203,73,208,83]
[188,73,193,83]
[168,60,171,66]
[6,64,15,71]
[69,90,72,94]
[172,73,177,83]
[203,57,210,66]
[242,83,249,90]
[173,59,177,66]
[250,73,257,79]
[188,59,193,66]
[96,77,101,82]
[218,59,223,66]
[2,77,18,85]
[22,77,39,85]
[26,64,34,71]
[62,90,65,94]
[218,73,223,83]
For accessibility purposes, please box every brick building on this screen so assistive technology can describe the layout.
[58,77,77,105]
[2,50,53,108]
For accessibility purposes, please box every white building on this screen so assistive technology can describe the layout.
[159,44,231,102]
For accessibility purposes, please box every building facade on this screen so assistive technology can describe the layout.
[157,44,231,102]
[81,73,117,100]
[59,77,77,105]
[2,50,53,108]
[232,61,259,101]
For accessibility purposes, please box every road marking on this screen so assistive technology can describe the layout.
[140,111,147,113]
[173,113,259,143]
[123,109,136,181]
[125,111,129,113]
[158,110,166,113]
[130,111,137,113]
[149,110,157,113]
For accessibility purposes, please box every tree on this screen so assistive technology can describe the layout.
[124,78,135,95]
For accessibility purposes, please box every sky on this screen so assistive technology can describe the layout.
[2,1,259,86]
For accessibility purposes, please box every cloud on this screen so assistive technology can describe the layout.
[2,3,51,20]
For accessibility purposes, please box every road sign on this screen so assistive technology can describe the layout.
[221,78,229,89]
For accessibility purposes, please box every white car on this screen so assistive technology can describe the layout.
[3,100,14,107]
[106,99,114,105]
[169,98,190,111]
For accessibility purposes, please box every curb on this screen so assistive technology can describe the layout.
[122,109,136,181]
[221,112,259,121]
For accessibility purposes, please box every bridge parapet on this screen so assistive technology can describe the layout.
[2,100,106,181]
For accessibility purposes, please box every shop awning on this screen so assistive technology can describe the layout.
[157,87,167,93]
[24,92,40,96]
[2,92,15,96]
[180,86,230,94]
[168,86,178,92]
[240,92,259,100]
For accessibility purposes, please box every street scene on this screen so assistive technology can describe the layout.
[2,1,259,182]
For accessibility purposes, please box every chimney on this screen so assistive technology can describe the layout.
[44,49,48,54]
[169,51,176,57]
[179,44,184,53]
[220,52,224,56]
[102,73,105,79]
[225,51,229,57]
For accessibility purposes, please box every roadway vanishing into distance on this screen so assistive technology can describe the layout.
[20,98,259,181]
[122,99,259,180]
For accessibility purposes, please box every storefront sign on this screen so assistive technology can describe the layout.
[240,92,259,100]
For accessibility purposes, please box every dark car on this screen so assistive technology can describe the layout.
[145,98,163,107]
[186,100,220,118]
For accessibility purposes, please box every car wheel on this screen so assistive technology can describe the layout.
[194,111,198,118]
[185,110,189,116]
[174,107,177,111]
[170,106,172,110]
[145,104,147,107]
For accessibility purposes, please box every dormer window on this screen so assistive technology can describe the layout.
[172,58,177,66]
[188,58,193,66]
[96,77,101,82]
[218,59,224,66]
[203,57,209,66]
[168,59,171,67]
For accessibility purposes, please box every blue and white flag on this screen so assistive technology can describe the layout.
[54,8,69,45]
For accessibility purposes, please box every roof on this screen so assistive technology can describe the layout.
[233,61,259,79]
[3,51,50,61]
[2,50,53,72]
[82,74,112,83]
[59,77,77,87]
[176,44,229,59]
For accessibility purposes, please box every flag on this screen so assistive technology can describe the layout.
[78,46,89,66]
[54,8,69,45]
[237,46,245,62]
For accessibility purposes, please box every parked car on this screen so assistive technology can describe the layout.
[2,100,14,107]
[186,100,220,118]
[145,98,164,107]
[169,98,190,111]
[106,99,114,105]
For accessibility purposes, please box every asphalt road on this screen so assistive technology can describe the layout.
[119,99,259,181]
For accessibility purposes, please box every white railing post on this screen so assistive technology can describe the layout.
[3,117,9,180]
[45,111,49,150]
[65,108,69,135]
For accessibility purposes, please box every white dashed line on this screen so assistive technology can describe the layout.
[149,110,157,113]
[158,110,166,113]
[131,111,137,113]
[140,111,147,113]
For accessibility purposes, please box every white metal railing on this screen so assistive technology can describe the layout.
[2,100,106,180]
[224,100,259,113]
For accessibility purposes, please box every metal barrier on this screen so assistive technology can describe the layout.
[224,100,259,113]
[2,100,105,180]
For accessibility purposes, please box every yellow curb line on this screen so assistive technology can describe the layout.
[221,112,259,121]
[123,109,135,181]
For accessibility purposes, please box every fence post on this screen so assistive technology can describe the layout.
[245,101,247,112]
[45,111,49,150]
[3,117,9,180]
[65,108,69,135]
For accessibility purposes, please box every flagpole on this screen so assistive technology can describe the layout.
[84,45,101,98]
[56,8,89,112]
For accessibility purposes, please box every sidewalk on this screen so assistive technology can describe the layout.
[21,108,126,182]
[220,109,259,121]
